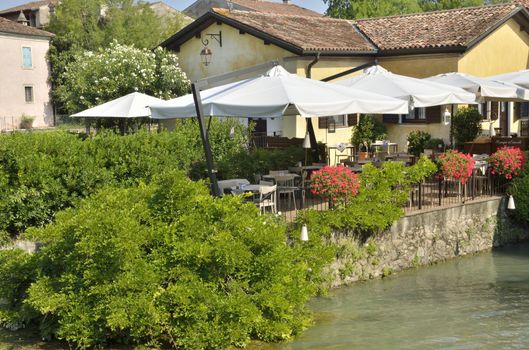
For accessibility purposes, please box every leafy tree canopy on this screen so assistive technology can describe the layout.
[46,0,190,112]
[55,42,190,114]
[324,0,511,19]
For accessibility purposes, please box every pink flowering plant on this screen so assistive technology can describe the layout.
[311,165,360,205]
[437,150,475,184]
[490,146,526,180]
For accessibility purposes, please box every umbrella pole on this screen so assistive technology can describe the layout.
[192,83,221,197]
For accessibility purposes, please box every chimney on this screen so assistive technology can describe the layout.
[17,11,29,26]
[283,0,291,4]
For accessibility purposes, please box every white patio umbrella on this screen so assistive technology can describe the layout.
[335,66,477,108]
[71,92,165,118]
[149,65,409,119]
[489,69,529,89]
[425,72,529,101]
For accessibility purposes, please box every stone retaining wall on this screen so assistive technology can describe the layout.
[329,197,529,288]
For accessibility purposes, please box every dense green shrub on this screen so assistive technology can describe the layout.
[0,172,333,349]
[407,130,431,156]
[451,107,482,150]
[509,154,529,225]
[0,122,249,237]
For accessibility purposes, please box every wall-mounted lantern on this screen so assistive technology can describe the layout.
[443,108,451,125]
[199,31,222,66]
[200,47,213,66]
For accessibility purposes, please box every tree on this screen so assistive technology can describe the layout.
[55,42,190,114]
[324,0,510,19]
[324,0,423,19]
[47,0,188,113]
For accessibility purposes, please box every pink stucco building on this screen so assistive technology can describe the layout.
[0,17,53,130]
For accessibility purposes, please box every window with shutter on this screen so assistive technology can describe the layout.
[521,102,529,119]
[382,114,400,124]
[347,114,358,126]
[318,117,328,129]
[425,106,441,123]
[22,47,32,69]
[490,102,499,120]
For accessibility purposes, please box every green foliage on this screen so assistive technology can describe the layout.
[47,0,189,112]
[451,107,482,150]
[0,172,331,349]
[425,138,445,151]
[407,130,432,157]
[0,126,248,237]
[323,0,508,19]
[351,115,387,151]
[55,42,189,114]
[297,157,437,239]
[324,0,422,19]
[509,161,529,225]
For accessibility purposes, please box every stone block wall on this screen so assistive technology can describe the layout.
[328,197,529,288]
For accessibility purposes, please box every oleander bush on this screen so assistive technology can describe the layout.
[311,166,360,205]
[0,171,334,349]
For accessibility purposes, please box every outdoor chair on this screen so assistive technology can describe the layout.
[269,170,289,175]
[275,175,298,210]
[255,185,277,214]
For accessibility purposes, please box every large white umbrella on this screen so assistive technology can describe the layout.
[149,65,409,119]
[425,72,529,101]
[335,66,477,108]
[489,69,529,90]
[71,92,165,118]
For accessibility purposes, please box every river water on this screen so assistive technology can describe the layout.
[266,243,529,350]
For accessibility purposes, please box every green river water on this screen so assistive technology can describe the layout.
[264,242,529,350]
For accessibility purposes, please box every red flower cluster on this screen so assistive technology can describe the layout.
[437,150,475,184]
[490,146,526,180]
[310,165,360,203]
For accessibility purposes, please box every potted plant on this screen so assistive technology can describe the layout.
[20,115,34,129]
[489,146,526,180]
[437,149,475,184]
[351,115,387,160]
[407,130,431,157]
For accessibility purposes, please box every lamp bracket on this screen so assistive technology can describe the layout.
[201,31,222,47]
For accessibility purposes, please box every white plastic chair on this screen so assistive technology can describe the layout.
[275,175,297,210]
[256,185,277,214]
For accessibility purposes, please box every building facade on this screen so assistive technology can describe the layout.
[0,17,54,129]
[163,2,529,152]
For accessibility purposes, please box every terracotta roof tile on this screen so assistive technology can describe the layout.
[0,0,56,14]
[214,8,376,53]
[356,3,520,51]
[229,0,321,17]
[0,16,53,37]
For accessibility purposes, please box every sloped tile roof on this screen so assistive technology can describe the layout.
[356,3,520,51]
[229,0,321,17]
[0,0,56,14]
[0,16,53,37]
[213,8,376,53]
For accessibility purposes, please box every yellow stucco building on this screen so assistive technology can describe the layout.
[162,2,529,155]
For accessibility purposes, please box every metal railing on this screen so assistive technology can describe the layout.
[273,168,506,222]
[406,169,505,213]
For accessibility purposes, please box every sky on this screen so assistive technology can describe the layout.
[0,0,327,14]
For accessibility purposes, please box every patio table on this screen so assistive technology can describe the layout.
[218,179,250,195]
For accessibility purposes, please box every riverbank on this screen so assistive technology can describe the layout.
[327,196,529,287]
